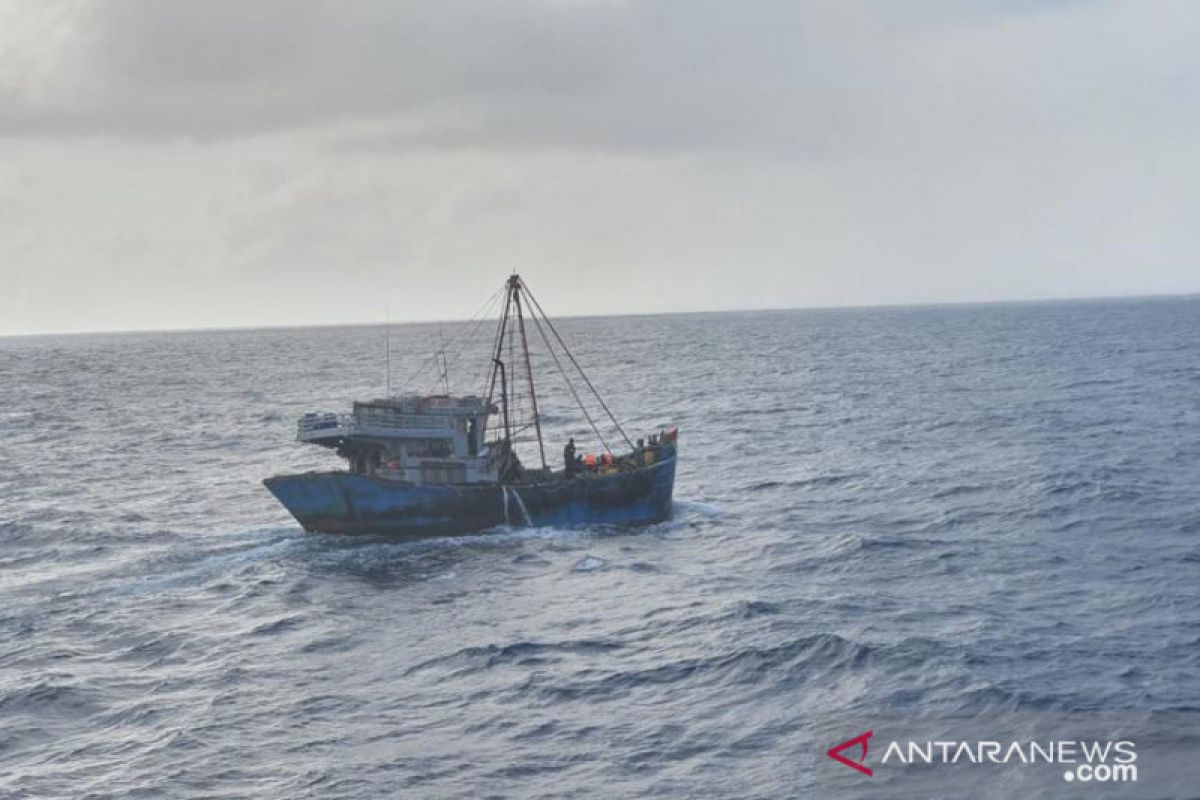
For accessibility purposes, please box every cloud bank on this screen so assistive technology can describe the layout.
[2,0,1198,334]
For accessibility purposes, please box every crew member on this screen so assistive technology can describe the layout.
[563,438,577,477]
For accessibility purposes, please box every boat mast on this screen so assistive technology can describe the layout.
[484,272,630,465]
[511,276,548,471]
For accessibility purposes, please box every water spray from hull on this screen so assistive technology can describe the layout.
[501,486,532,527]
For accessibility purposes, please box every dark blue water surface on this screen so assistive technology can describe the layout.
[2,297,1199,798]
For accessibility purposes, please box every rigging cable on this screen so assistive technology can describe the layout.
[417,287,504,395]
[521,283,636,451]
[404,284,505,393]
[482,285,515,441]
[525,301,612,453]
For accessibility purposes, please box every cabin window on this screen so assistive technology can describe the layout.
[420,461,466,484]
[406,439,452,458]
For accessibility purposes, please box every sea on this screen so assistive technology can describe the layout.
[2,296,1198,799]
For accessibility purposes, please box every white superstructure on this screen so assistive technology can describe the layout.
[297,394,500,484]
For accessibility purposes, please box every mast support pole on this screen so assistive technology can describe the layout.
[522,284,636,452]
[484,286,514,441]
[493,358,511,444]
[512,276,548,470]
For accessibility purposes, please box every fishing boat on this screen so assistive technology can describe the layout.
[263,274,677,537]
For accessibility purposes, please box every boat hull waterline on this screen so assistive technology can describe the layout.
[264,447,676,537]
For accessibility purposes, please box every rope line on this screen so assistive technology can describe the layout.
[521,283,635,451]
[526,303,611,453]
[401,284,505,394]
[417,287,504,395]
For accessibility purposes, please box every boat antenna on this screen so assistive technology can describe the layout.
[436,326,450,394]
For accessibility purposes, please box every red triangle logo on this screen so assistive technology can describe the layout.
[827,730,874,776]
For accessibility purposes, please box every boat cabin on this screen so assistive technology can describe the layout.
[297,394,498,484]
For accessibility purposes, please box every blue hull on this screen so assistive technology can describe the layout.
[263,449,676,537]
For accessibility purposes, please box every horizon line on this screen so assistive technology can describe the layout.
[3,288,1198,340]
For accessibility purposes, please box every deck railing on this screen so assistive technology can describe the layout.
[352,410,457,430]
[297,411,456,437]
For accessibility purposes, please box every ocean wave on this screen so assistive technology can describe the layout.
[406,638,626,678]
[4,301,1200,797]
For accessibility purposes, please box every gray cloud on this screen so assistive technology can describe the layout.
[1,1,1198,335]
[8,1,1192,154]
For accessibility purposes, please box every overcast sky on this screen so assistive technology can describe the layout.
[2,1,1198,335]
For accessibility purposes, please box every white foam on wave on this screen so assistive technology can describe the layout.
[573,555,606,572]
[110,530,308,596]
[291,524,594,575]
[640,498,724,535]
[671,499,724,518]
[111,510,694,594]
